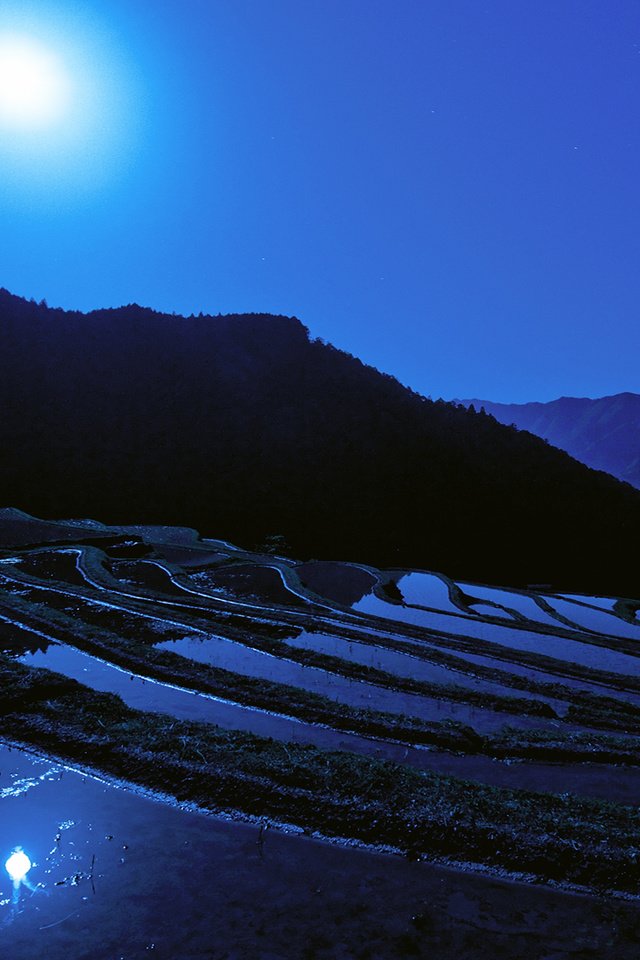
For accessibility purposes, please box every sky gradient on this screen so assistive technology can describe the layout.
[0,0,639,402]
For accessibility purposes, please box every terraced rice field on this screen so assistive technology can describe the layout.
[2,507,640,921]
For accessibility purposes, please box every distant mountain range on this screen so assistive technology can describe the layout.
[461,394,640,489]
[2,288,640,593]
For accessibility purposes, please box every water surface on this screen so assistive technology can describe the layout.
[4,744,637,960]
[395,572,462,613]
[543,596,640,639]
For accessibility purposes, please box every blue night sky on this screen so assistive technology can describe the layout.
[0,0,639,402]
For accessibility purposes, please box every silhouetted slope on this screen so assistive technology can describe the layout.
[463,395,640,489]
[1,288,640,593]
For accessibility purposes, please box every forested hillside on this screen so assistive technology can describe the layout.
[2,288,640,592]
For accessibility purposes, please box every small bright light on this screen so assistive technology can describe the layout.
[5,848,31,883]
[0,34,71,130]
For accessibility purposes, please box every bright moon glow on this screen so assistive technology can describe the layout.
[0,34,71,130]
[5,849,31,883]
[0,12,140,198]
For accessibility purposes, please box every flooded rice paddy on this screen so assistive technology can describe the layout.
[2,519,640,755]
[456,582,565,627]
[393,571,463,614]
[154,634,549,733]
[541,595,640,639]
[2,512,640,955]
[4,743,640,960]
[351,594,640,675]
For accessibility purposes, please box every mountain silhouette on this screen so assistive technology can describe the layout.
[1,288,639,593]
[462,394,640,490]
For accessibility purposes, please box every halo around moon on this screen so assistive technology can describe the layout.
[0,34,72,131]
[0,7,145,200]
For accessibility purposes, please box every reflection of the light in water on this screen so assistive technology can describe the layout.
[3,846,44,921]
[5,849,31,884]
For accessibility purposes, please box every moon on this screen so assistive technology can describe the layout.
[0,34,71,130]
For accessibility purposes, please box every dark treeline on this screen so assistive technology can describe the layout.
[1,288,639,593]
